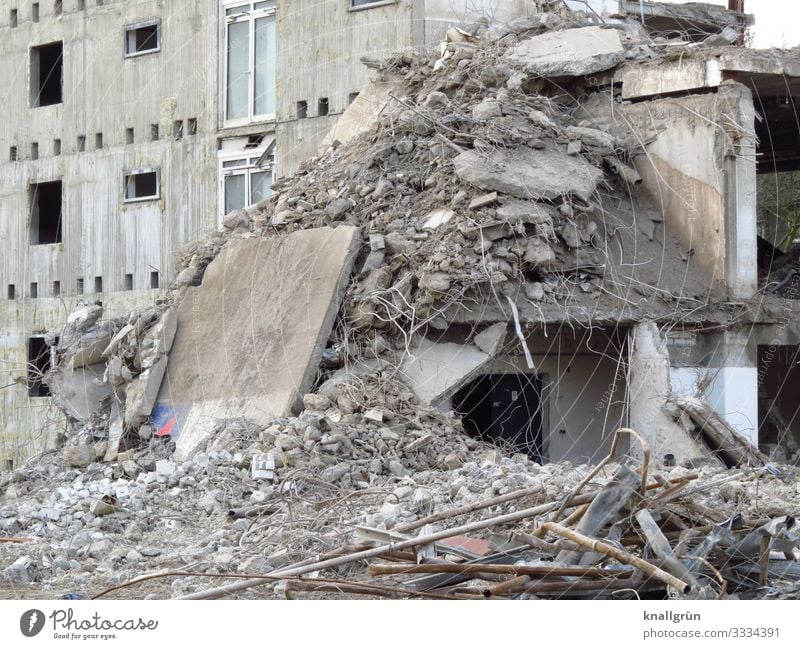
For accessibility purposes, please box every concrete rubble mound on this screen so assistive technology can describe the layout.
[2,2,799,600]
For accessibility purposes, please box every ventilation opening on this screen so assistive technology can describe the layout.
[348,92,359,105]
[95,133,103,149]
[10,146,17,162]
[31,143,39,160]
[296,101,307,119]
[77,135,86,152]
[76,277,84,293]
[150,271,160,289]
[52,281,60,296]
[244,134,264,149]
[28,336,51,397]
[452,373,544,462]
[318,97,329,117]
[31,42,63,107]
[124,273,133,290]
[54,139,61,155]
[174,120,183,140]
[126,127,134,144]
[94,276,103,293]
[30,180,63,245]
[187,118,197,135]
[8,285,16,300]
[150,124,159,141]
[30,283,38,298]
[55,1,63,16]
[10,9,18,28]
[32,3,39,22]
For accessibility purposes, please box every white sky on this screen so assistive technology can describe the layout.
[656,0,800,48]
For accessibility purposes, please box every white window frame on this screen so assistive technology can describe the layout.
[217,144,275,226]
[222,1,276,127]
[124,19,161,58]
[123,167,160,203]
[349,0,397,11]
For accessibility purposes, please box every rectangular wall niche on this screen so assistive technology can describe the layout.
[30,180,63,245]
[31,41,63,107]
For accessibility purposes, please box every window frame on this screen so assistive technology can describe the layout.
[348,0,397,11]
[123,18,162,59]
[217,143,274,226]
[222,0,277,128]
[123,167,161,203]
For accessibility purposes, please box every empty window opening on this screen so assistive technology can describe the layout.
[55,1,63,16]
[150,124,159,141]
[94,276,103,293]
[77,135,85,152]
[296,101,307,119]
[187,118,197,135]
[124,169,159,202]
[54,139,61,156]
[32,3,39,22]
[30,42,63,107]
[95,132,103,149]
[125,127,134,144]
[124,274,133,290]
[8,285,16,300]
[52,281,60,296]
[150,271,160,289]
[10,9,18,27]
[124,20,160,57]
[318,97,329,117]
[173,120,183,140]
[348,91,359,105]
[244,134,264,149]
[29,180,63,245]
[452,373,544,463]
[10,146,18,162]
[31,143,39,160]
[76,277,84,293]
[28,336,51,397]
[30,283,38,298]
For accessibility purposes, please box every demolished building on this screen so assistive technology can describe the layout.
[1,1,800,601]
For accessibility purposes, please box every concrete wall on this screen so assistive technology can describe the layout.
[0,0,218,466]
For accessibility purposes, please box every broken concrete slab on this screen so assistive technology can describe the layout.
[159,226,359,461]
[399,328,507,406]
[422,209,455,230]
[125,355,168,430]
[453,146,602,202]
[473,323,507,356]
[46,364,112,423]
[468,192,499,210]
[509,26,625,77]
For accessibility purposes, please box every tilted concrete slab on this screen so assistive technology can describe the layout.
[158,226,359,461]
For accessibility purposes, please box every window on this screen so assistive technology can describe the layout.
[77,135,85,151]
[223,1,276,124]
[10,146,17,162]
[188,118,198,135]
[54,139,61,156]
[95,133,103,149]
[94,276,103,293]
[10,9,18,27]
[124,274,133,290]
[150,271,160,289]
[126,127,134,144]
[28,337,51,397]
[52,281,60,296]
[32,3,39,22]
[30,283,38,298]
[30,42,63,107]
[296,101,307,119]
[8,285,16,300]
[150,124,159,141]
[174,120,184,140]
[55,1,63,16]
[219,146,274,218]
[76,278,84,293]
[31,143,39,160]
[350,0,395,9]
[30,180,63,245]
[124,19,160,57]
[318,98,329,117]
[124,169,159,202]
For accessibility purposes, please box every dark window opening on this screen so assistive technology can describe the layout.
[52,281,60,296]
[452,373,544,463]
[8,285,16,300]
[150,124,159,141]
[54,139,61,155]
[32,3,39,22]
[10,9,18,28]
[95,132,103,149]
[125,127,134,144]
[76,278,84,293]
[244,134,264,149]
[124,274,133,290]
[150,271,160,289]
[28,336,51,397]
[77,135,85,151]
[94,276,103,293]
[10,146,17,162]
[31,143,38,160]
[296,101,307,119]
[187,118,197,135]
[318,97,329,117]
[173,120,183,140]
[29,180,63,245]
[124,170,159,201]
[31,42,63,107]
[125,21,160,56]
[30,282,38,298]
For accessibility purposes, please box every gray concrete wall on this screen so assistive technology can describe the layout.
[0,0,218,466]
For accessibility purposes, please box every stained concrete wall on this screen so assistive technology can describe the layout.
[0,0,218,466]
